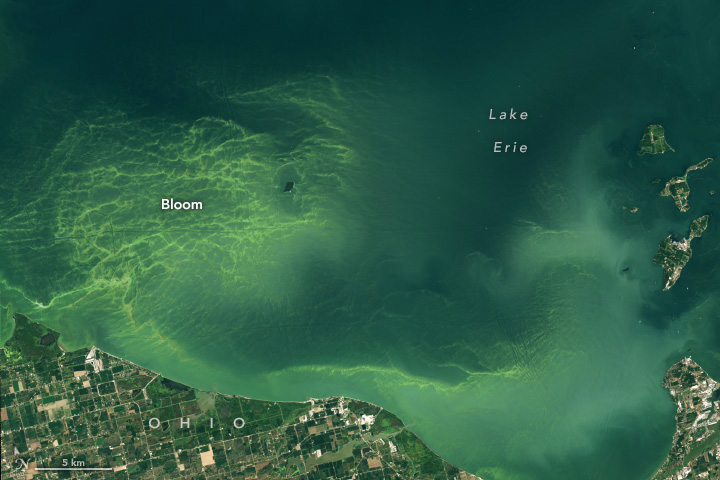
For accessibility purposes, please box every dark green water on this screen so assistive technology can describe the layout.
[1,1,719,478]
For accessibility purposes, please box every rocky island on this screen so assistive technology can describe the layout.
[660,158,714,212]
[638,124,675,155]
[649,357,719,480]
[653,215,710,291]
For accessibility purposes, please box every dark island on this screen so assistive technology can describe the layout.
[638,124,675,156]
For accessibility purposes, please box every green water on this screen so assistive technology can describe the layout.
[1,1,719,479]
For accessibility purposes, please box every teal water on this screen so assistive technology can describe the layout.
[1,1,719,479]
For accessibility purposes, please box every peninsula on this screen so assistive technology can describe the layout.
[649,358,719,480]
[638,124,675,155]
[653,215,710,291]
[660,158,714,212]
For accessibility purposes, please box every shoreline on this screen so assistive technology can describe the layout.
[3,314,479,478]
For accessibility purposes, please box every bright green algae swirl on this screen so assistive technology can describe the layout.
[0,75,362,352]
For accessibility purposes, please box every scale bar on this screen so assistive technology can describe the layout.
[35,468,113,471]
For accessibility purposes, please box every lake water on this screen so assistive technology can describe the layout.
[1,1,719,479]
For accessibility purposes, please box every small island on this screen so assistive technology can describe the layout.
[653,215,710,291]
[660,158,714,212]
[638,124,675,155]
[649,357,719,480]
